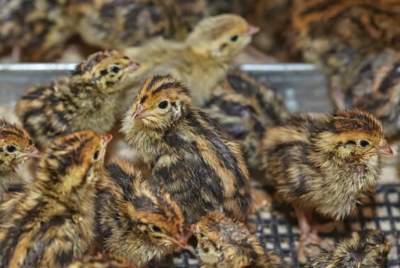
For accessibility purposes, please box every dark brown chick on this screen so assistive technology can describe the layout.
[121,75,251,224]
[292,0,400,72]
[0,118,38,198]
[261,110,394,262]
[0,0,78,61]
[306,230,391,268]
[191,211,285,268]
[16,50,138,148]
[203,69,289,174]
[76,0,179,50]
[96,159,191,267]
[329,49,400,143]
[0,130,111,268]
[123,14,259,106]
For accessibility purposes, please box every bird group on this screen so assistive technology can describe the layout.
[0,4,398,268]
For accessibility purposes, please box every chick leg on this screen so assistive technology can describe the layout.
[295,207,334,263]
[294,206,313,263]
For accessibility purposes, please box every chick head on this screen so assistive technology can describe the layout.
[124,75,191,131]
[132,191,189,252]
[186,14,259,62]
[317,110,394,161]
[73,50,139,94]
[37,130,112,195]
[0,119,38,175]
[332,230,391,268]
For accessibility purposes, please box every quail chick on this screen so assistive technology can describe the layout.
[0,0,78,61]
[306,230,391,268]
[77,0,179,50]
[121,75,251,224]
[123,14,259,106]
[244,0,297,61]
[261,110,394,262]
[329,49,400,143]
[0,118,38,198]
[191,211,284,268]
[292,0,400,70]
[0,130,112,268]
[16,50,138,148]
[96,159,191,267]
[203,69,289,173]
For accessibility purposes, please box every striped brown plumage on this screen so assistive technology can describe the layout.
[68,254,134,268]
[293,0,400,68]
[0,119,37,199]
[203,69,289,174]
[95,159,189,267]
[76,0,197,50]
[292,0,400,89]
[0,130,111,268]
[261,110,392,262]
[329,49,400,143]
[0,0,79,61]
[192,211,285,268]
[122,75,252,224]
[16,50,138,148]
[306,230,391,268]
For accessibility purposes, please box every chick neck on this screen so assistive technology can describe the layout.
[0,165,17,194]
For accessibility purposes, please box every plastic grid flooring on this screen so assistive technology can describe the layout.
[167,184,400,268]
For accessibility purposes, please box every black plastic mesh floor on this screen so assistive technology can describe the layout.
[167,183,400,268]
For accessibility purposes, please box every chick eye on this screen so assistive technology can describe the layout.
[158,100,169,109]
[151,225,162,233]
[345,140,356,146]
[93,150,100,161]
[5,145,17,153]
[360,140,370,147]
[110,66,121,73]
[230,35,239,42]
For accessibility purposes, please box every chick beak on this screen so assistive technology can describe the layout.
[128,61,140,71]
[102,134,113,145]
[132,104,147,119]
[248,25,259,35]
[379,142,395,157]
[28,148,41,158]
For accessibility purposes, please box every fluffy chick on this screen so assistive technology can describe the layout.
[329,49,400,143]
[0,0,78,61]
[16,50,138,148]
[0,130,111,268]
[121,75,251,224]
[96,159,190,267]
[77,0,178,50]
[261,110,393,262]
[191,211,284,268]
[123,14,258,106]
[0,119,37,197]
[306,230,391,268]
[292,0,400,71]
[203,69,289,173]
